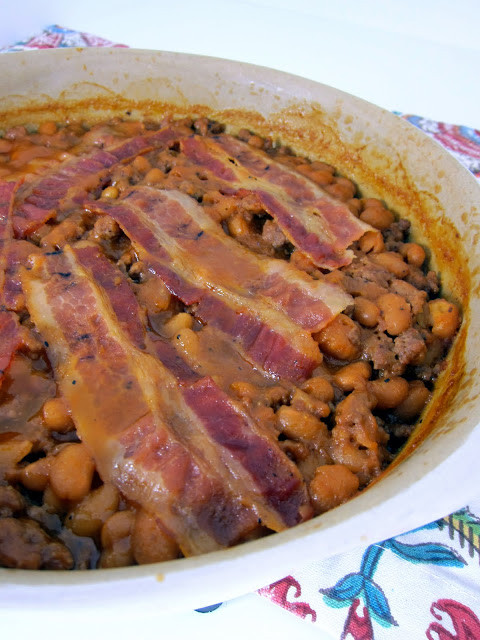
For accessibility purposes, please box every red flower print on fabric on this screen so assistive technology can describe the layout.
[426,599,480,640]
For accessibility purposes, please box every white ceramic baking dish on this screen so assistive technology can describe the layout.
[0,47,479,613]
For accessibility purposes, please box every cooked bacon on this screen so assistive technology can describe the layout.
[181,135,371,268]
[73,241,200,383]
[89,189,325,380]
[61,242,311,529]
[12,127,180,238]
[21,247,259,555]
[73,242,147,349]
[183,377,312,528]
[120,188,351,332]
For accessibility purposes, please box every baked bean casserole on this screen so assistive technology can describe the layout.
[0,116,460,570]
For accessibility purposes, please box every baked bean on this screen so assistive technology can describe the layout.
[377,293,412,335]
[290,389,330,418]
[173,327,200,359]
[49,443,95,502]
[247,134,264,149]
[0,436,33,473]
[309,169,335,186]
[325,177,356,202]
[309,464,359,514]
[42,397,74,433]
[227,213,250,238]
[334,362,372,392]
[276,406,326,440]
[38,121,57,136]
[362,198,384,209]
[369,376,409,409]
[144,167,164,184]
[101,185,119,199]
[402,243,426,267]
[428,298,460,339]
[301,376,334,403]
[360,206,394,230]
[132,509,179,564]
[230,380,257,400]
[347,198,362,216]
[163,312,193,338]
[136,277,172,312]
[100,510,135,568]
[20,457,51,492]
[310,160,335,174]
[358,230,385,254]
[132,155,151,173]
[371,252,409,278]
[316,314,361,361]
[43,485,67,514]
[66,483,119,538]
[353,296,380,328]
[395,380,431,421]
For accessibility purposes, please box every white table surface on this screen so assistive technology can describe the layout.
[0,2,478,638]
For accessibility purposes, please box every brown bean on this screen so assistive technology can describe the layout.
[132,155,151,173]
[377,293,412,336]
[360,206,394,230]
[66,483,119,538]
[290,389,330,418]
[0,436,32,473]
[353,296,380,328]
[100,510,135,568]
[428,298,460,339]
[227,213,250,237]
[163,312,193,338]
[325,178,356,202]
[309,169,335,186]
[49,444,95,502]
[372,252,409,278]
[358,230,385,254]
[144,167,164,184]
[309,464,359,514]
[101,186,119,199]
[301,377,334,403]
[132,510,179,564]
[316,314,361,361]
[20,457,51,492]
[276,406,326,440]
[402,243,426,267]
[334,362,372,392]
[136,277,172,312]
[42,397,74,433]
[38,121,57,136]
[369,376,409,409]
[395,380,431,420]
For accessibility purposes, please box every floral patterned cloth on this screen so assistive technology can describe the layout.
[3,24,480,639]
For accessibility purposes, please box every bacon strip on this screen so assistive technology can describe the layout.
[121,188,351,332]
[21,247,259,555]
[72,241,200,384]
[13,127,179,238]
[0,181,23,384]
[90,191,323,381]
[71,241,312,529]
[181,135,371,268]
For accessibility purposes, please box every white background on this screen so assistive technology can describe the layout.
[0,2,478,638]
[0,0,479,128]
